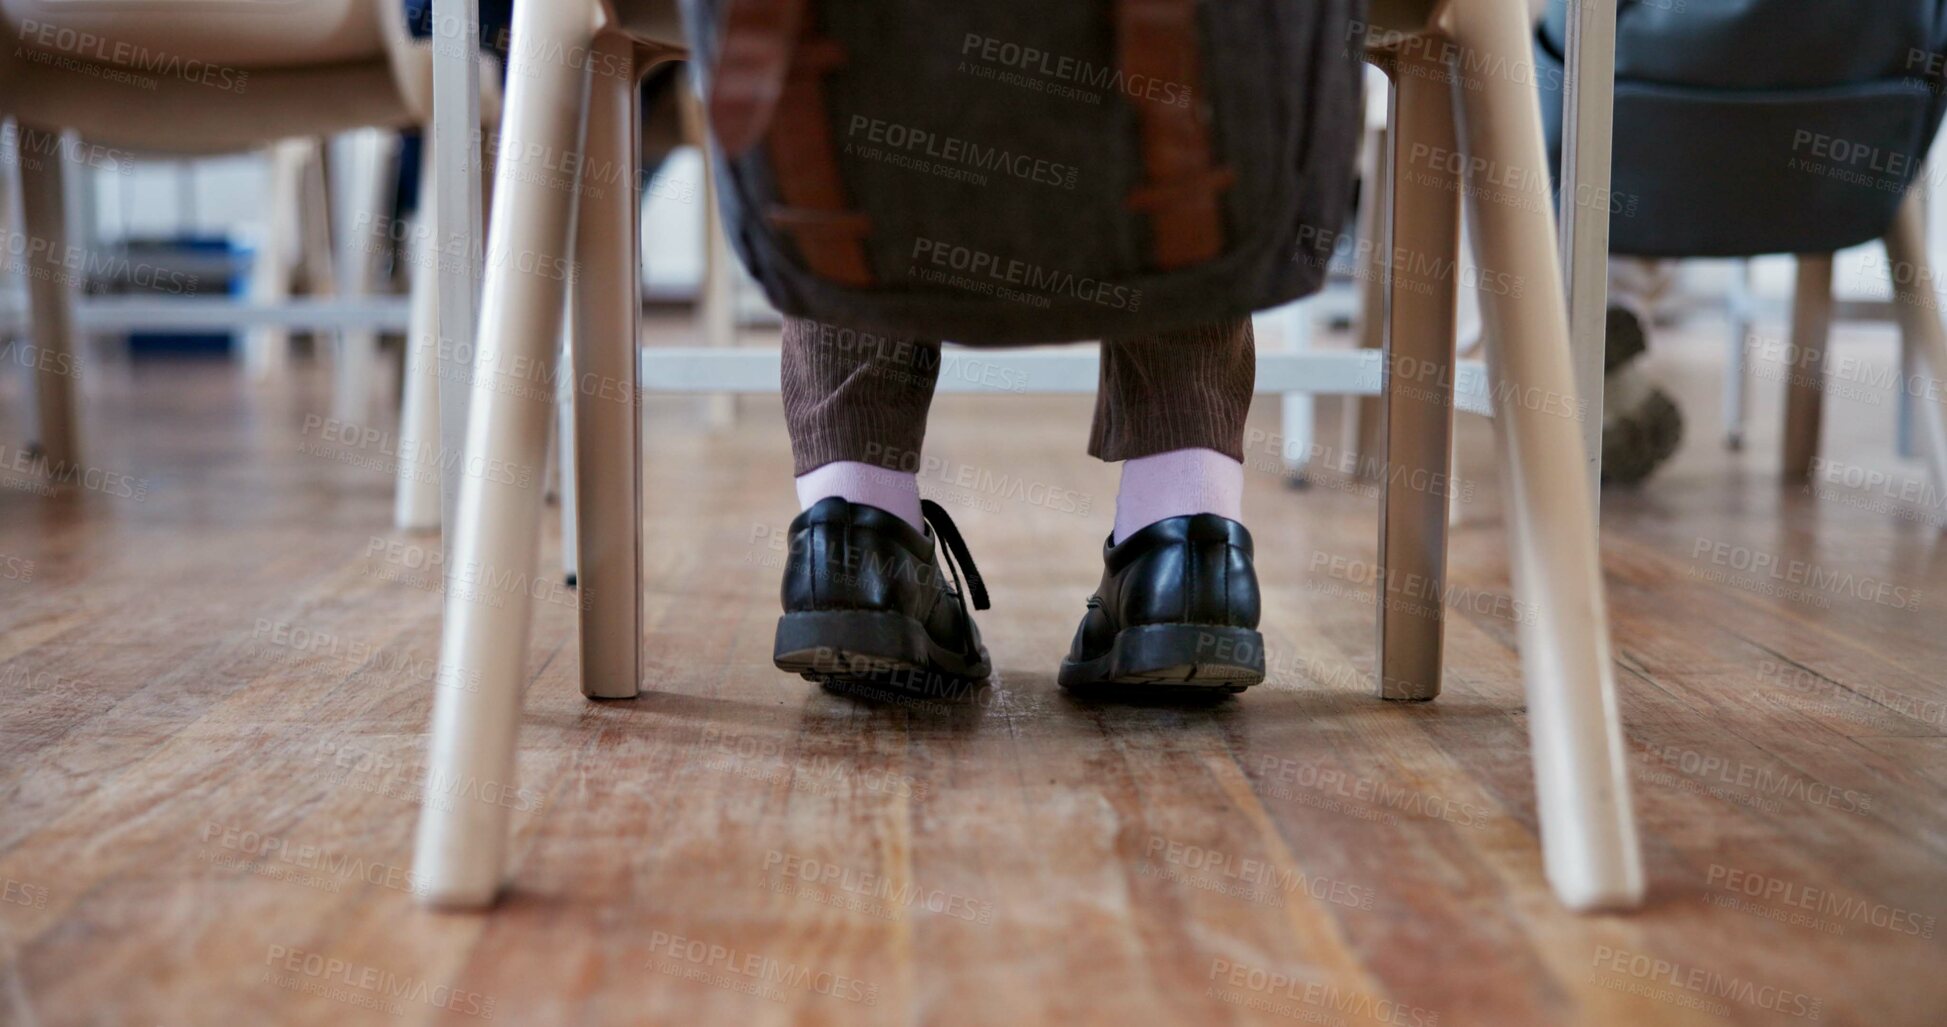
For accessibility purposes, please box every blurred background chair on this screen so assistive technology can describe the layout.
[1535,0,1947,498]
[0,0,500,512]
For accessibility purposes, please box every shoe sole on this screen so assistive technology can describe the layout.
[1057,624,1266,695]
[774,610,990,694]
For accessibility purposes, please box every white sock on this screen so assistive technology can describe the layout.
[796,461,924,531]
[1112,447,1244,545]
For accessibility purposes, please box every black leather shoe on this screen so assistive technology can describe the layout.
[1059,514,1265,693]
[773,497,991,689]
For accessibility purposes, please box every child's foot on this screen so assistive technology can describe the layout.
[773,497,991,692]
[1059,514,1265,695]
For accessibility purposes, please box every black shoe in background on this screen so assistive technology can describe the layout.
[1602,303,1684,485]
[773,497,991,691]
[1059,514,1265,695]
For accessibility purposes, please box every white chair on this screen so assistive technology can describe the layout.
[0,0,498,527]
[413,0,1644,913]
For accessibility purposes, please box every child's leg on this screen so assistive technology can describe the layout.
[1090,317,1255,542]
[781,316,940,530]
[1062,316,1263,692]
[773,317,990,687]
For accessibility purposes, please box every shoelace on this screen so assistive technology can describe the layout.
[920,499,990,611]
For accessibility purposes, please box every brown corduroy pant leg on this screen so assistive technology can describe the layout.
[781,316,1256,476]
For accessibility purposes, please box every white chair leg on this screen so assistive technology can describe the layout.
[245,139,309,380]
[1555,0,1618,500]
[1782,255,1834,479]
[697,117,738,429]
[555,330,578,583]
[17,125,80,471]
[1882,190,1947,498]
[393,151,442,532]
[1445,0,1644,911]
[298,138,339,301]
[1349,117,1391,478]
[1374,51,1459,702]
[413,0,600,908]
[1724,260,1753,451]
[572,34,647,700]
[1278,300,1315,482]
[331,130,393,425]
[1896,316,1920,459]
[433,0,489,532]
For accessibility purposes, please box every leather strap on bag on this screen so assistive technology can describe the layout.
[1118,0,1233,269]
[708,0,875,287]
[706,0,804,156]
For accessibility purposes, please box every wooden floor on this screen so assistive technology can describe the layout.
[1,320,1943,1027]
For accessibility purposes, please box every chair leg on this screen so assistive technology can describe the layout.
[1277,299,1315,481]
[245,139,309,380]
[1445,0,1645,910]
[1781,254,1834,479]
[1350,116,1392,477]
[572,34,647,700]
[1374,53,1459,702]
[695,113,739,430]
[393,146,442,532]
[17,125,80,472]
[554,333,578,582]
[1896,327,1919,459]
[1724,260,1753,451]
[412,0,601,908]
[1882,190,1947,497]
[331,130,391,425]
